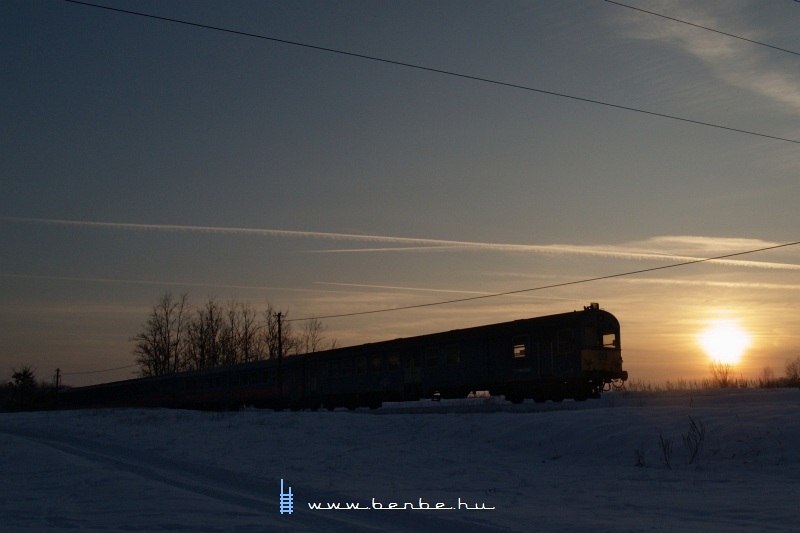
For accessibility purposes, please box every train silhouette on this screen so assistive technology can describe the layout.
[59,303,627,410]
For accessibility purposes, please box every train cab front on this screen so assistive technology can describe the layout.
[579,304,627,394]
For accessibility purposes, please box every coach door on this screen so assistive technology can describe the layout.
[403,352,422,399]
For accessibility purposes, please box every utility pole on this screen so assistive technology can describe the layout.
[276,312,283,409]
[54,368,61,409]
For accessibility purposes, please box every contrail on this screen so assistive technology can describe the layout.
[314,282,580,300]
[3,216,799,270]
[0,273,347,294]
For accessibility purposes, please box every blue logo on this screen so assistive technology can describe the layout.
[279,479,294,515]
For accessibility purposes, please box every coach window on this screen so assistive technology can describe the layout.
[371,355,383,374]
[446,345,460,365]
[512,336,528,358]
[603,330,618,348]
[387,354,401,371]
[557,330,574,354]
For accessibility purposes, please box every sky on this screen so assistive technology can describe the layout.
[2,0,800,387]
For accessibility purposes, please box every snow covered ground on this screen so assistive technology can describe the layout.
[1,388,798,532]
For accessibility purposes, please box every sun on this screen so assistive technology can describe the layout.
[697,319,751,365]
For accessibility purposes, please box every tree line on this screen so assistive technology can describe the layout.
[131,292,335,378]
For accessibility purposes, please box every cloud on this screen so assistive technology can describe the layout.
[612,0,800,114]
[3,216,799,270]
[0,273,348,295]
[620,277,800,291]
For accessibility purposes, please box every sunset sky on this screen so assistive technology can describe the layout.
[2,0,799,387]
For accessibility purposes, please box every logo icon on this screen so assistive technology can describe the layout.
[279,479,294,515]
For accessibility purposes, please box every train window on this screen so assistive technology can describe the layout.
[446,345,460,365]
[387,354,401,370]
[356,356,367,375]
[603,332,618,348]
[557,330,574,354]
[341,358,353,377]
[512,336,528,358]
[371,355,383,374]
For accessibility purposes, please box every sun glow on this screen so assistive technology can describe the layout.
[697,319,751,365]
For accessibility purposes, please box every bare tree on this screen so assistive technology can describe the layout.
[298,317,329,354]
[131,292,189,377]
[238,301,266,362]
[786,356,800,387]
[218,300,266,365]
[709,361,734,388]
[131,293,332,373]
[219,300,242,366]
[758,366,777,388]
[186,297,224,369]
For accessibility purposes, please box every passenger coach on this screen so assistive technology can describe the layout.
[58,303,627,410]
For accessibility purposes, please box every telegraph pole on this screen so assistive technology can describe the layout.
[276,312,283,409]
[54,368,61,409]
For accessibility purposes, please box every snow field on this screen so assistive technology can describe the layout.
[1,388,798,532]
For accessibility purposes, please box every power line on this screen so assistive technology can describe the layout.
[61,364,139,376]
[603,0,800,57]
[287,239,800,321]
[62,0,800,145]
[60,240,800,376]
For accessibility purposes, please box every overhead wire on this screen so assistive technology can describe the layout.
[285,240,800,321]
[61,364,139,375]
[59,241,800,376]
[51,1,800,370]
[62,0,800,145]
[602,0,800,57]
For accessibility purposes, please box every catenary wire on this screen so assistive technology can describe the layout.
[286,240,800,321]
[61,364,139,375]
[60,240,800,374]
[62,0,800,145]
[603,0,800,57]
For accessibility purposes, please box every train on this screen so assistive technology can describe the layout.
[57,303,627,410]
